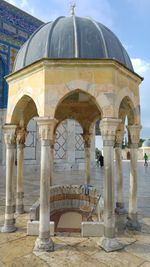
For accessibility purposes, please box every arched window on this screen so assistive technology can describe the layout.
[0,57,8,108]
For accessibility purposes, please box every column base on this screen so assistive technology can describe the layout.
[115,202,127,215]
[16,204,24,214]
[1,224,16,233]
[126,214,141,231]
[98,237,124,252]
[34,238,54,252]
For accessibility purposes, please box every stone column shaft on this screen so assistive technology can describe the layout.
[50,139,55,186]
[83,133,92,184]
[1,125,17,233]
[126,125,141,230]
[99,118,123,252]
[103,140,115,238]
[39,139,51,238]
[115,124,125,213]
[129,147,138,214]
[34,117,57,252]
[115,146,123,204]
[16,126,27,214]
[16,144,24,213]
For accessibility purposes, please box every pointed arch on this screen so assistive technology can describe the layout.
[10,95,38,126]
[54,89,102,132]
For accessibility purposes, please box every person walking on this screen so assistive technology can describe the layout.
[144,153,148,166]
[98,154,104,167]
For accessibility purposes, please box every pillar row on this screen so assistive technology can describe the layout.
[50,136,55,186]
[126,125,141,231]
[99,118,123,252]
[34,117,57,252]
[82,133,92,185]
[1,124,17,233]
[115,124,126,214]
[16,126,27,214]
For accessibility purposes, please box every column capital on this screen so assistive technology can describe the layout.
[127,125,142,146]
[16,127,28,145]
[35,117,57,141]
[3,124,17,146]
[82,133,92,147]
[115,123,124,147]
[100,118,122,144]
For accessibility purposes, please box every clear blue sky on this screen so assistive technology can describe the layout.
[7,0,150,139]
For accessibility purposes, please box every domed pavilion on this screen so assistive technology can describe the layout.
[2,7,142,253]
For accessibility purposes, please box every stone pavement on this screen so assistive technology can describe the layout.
[0,161,150,267]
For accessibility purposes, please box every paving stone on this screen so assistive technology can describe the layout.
[92,250,144,267]
[140,262,150,267]
[0,236,36,265]
[7,253,49,267]
[0,162,149,266]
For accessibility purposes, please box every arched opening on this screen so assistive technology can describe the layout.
[40,90,103,233]
[11,95,38,126]
[119,96,135,126]
[53,89,102,170]
[55,89,102,133]
[54,119,85,172]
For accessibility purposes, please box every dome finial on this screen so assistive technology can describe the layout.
[70,1,76,16]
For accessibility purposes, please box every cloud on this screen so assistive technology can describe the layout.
[5,0,35,15]
[131,58,150,76]
[131,58,150,138]
[42,0,115,26]
[5,0,16,4]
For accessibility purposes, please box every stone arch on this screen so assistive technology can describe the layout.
[7,89,42,123]
[10,95,38,126]
[54,88,102,133]
[116,88,140,125]
[118,96,139,125]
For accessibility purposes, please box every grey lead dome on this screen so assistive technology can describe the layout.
[13,16,133,72]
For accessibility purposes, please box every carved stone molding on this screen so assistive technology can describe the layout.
[16,127,28,145]
[115,124,124,146]
[35,117,57,141]
[82,133,92,147]
[3,124,17,146]
[127,125,142,145]
[100,118,122,142]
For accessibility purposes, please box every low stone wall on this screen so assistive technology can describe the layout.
[50,185,98,215]
[29,185,100,221]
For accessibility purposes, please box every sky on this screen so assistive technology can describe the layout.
[5,0,150,141]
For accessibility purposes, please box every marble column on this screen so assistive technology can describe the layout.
[115,124,126,214]
[1,124,17,233]
[83,133,92,185]
[50,136,55,186]
[16,126,27,214]
[99,118,123,252]
[126,125,141,231]
[34,117,57,252]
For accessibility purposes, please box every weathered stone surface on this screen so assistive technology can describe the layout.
[81,221,104,237]
[0,236,36,265]
[27,221,54,236]
[0,163,149,266]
